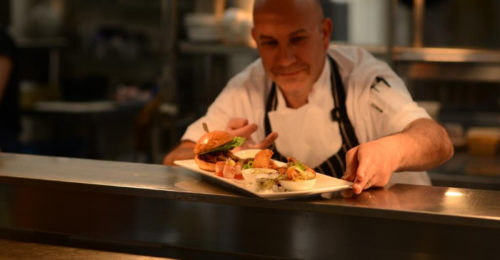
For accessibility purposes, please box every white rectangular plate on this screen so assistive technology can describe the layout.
[174,159,352,200]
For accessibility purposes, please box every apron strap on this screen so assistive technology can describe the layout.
[328,56,359,150]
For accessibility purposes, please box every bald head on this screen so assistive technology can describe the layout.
[251,0,332,106]
[253,0,325,25]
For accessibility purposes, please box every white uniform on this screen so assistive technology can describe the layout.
[182,46,432,185]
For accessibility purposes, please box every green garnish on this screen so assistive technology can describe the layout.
[201,136,246,154]
[290,161,306,171]
[243,159,254,169]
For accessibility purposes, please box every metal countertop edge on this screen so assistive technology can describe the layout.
[1,175,499,229]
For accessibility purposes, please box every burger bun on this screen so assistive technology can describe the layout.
[194,155,216,172]
[194,130,234,155]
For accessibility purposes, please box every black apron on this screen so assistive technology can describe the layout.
[264,56,359,178]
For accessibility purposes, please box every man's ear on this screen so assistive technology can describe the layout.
[251,27,257,44]
[322,18,333,50]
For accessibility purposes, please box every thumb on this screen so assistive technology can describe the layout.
[342,146,358,181]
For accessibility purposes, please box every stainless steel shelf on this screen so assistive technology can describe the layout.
[179,41,257,55]
[15,37,67,48]
[331,41,389,57]
[179,41,389,57]
[180,41,500,64]
[394,47,500,63]
[395,60,500,82]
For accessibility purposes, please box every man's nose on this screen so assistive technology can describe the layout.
[276,45,296,66]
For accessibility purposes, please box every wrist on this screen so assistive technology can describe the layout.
[391,132,414,172]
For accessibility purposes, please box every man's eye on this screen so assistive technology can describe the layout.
[261,40,278,47]
[291,36,306,44]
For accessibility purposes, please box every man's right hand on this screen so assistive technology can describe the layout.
[163,140,195,165]
[226,117,278,150]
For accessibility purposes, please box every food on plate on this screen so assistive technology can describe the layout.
[277,157,317,191]
[215,158,247,179]
[238,150,317,192]
[278,178,316,191]
[213,147,277,180]
[194,130,245,172]
[196,142,318,192]
[284,157,316,181]
[241,168,281,193]
[252,149,278,169]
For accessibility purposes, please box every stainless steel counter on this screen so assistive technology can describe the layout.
[1,153,500,259]
[0,238,166,260]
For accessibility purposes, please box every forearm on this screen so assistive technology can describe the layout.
[393,118,454,171]
[163,141,196,165]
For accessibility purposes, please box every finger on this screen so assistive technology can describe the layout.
[352,158,373,195]
[230,124,258,138]
[340,189,355,199]
[250,132,278,149]
[363,177,375,190]
[226,117,249,130]
[342,146,358,182]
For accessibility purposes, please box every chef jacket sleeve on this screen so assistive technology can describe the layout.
[367,77,431,137]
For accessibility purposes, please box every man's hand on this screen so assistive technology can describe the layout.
[226,117,278,150]
[163,141,195,165]
[342,137,400,194]
[342,118,453,195]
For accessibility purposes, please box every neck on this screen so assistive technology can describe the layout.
[281,85,312,109]
[279,56,328,109]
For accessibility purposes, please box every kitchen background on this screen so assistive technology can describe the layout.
[1,0,499,189]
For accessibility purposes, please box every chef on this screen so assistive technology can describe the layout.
[164,0,454,194]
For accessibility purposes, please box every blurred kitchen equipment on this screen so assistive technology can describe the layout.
[466,127,500,156]
[348,0,388,45]
[194,0,225,17]
[13,0,65,38]
[184,13,222,42]
[443,123,466,148]
[184,0,227,42]
[416,100,441,120]
[232,0,254,13]
[323,0,348,42]
[222,7,254,46]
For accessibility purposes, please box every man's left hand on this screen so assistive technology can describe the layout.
[342,136,401,194]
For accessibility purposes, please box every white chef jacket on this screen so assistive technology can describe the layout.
[181,46,432,185]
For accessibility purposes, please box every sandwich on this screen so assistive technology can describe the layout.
[194,130,245,172]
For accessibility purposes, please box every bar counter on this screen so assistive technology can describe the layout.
[1,153,499,259]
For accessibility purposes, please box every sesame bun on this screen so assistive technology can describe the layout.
[194,130,234,155]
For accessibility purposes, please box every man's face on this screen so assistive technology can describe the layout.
[252,1,332,94]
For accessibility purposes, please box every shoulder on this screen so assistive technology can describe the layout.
[219,58,269,102]
[226,58,266,91]
[327,45,382,73]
